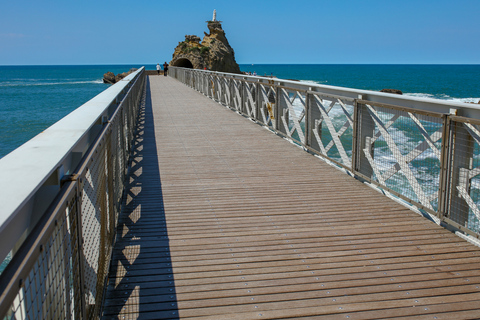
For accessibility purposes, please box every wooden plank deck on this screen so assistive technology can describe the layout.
[101,75,480,319]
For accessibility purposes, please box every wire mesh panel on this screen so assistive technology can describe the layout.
[308,93,355,169]
[356,101,444,212]
[199,72,205,93]
[210,74,218,101]
[199,72,208,95]
[181,69,186,84]
[277,87,307,145]
[257,82,276,128]
[215,74,223,101]
[446,117,480,233]
[212,75,218,99]
[3,191,84,320]
[0,70,145,320]
[111,116,127,214]
[182,70,188,87]
[188,70,194,88]
[191,72,198,91]
[207,74,215,99]
[231,78,243,113]
[243,82,256,118]
[215,75,222,103]
[218,77,231,106]
[79,143,110,318]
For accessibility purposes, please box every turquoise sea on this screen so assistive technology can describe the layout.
[0,65,146,159]
[241,64,480,102]
[1,64,480,273]
[1,64,480,159]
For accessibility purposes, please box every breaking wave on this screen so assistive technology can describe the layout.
[405,92,480,104]
[0,79,104,87]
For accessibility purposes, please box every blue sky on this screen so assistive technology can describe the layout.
[1,0,479,65]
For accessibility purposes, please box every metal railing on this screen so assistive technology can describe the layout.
[0,67,146,319]
[170,66,480,238]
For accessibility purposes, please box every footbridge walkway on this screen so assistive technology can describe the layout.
[1,67,480,319]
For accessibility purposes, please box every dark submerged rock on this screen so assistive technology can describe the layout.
[380,89,403,95]
[103,69,138,84]
[103,72,116,84]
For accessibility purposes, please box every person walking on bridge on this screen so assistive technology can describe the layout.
[163,62,168,77]
[156,63,160,75]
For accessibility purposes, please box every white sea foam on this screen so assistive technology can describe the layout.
[291,95,306,118]
[290,94,353,125]
[405,93,480,104]
[299,80,328,86]
[413,148,439,161]
[0,79,105,87]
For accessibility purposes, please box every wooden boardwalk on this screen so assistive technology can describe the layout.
[102,76,480,319]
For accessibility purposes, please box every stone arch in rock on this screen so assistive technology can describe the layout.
[172,58,194,68]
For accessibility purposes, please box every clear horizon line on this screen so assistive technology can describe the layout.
[1,62,480,67]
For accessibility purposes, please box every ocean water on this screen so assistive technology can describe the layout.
[1,64,479,160]
[0,64,150,274]
[241,64,480,103]
[0,65,151,159]
[1,64,480,274]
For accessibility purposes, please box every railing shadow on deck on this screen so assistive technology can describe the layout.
[101,78,179,319]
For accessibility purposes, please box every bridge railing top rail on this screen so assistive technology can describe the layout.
[0,67,144,264]
[180,68,480,119]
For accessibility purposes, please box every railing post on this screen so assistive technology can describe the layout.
[73,182,87,319]
[305,88,316,149]
[208,75,212,98]
[255,80,261,120]
[205,73,208,95]
[308,90,323,153]
[275,84,288,135]
[438,114,451,218]
[228,78,234,109]
[445,116,475,227]
[241,78,246,115]
[217,75,222,103]
[212,74,216,101]
[352,95,375,179]
[218,75,223,103]
[273,84,280,131]
[226,77,231,107]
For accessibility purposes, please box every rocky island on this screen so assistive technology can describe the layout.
[170,10,241,74]
[103,68,137,84]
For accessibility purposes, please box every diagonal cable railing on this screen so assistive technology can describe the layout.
[170,66,480,240]
[0,67,145,319]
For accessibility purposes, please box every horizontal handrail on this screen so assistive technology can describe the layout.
[0,68,144,264]
[170,66,480,238]
[0,67,145,319]
[170,67,480,118]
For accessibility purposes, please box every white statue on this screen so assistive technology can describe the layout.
[213,9,217,22]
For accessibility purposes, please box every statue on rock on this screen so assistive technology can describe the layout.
[170,10,241,74]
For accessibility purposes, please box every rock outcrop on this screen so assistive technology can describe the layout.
[380,88,403,95]
[170,17,241,74]
[103,68,138,84]
[103,72,116,84]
